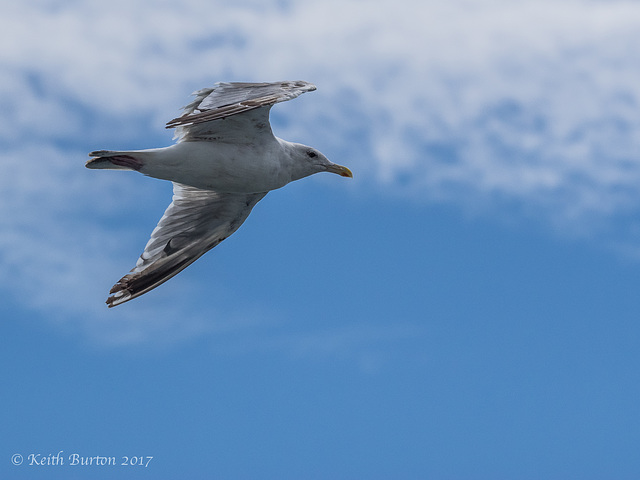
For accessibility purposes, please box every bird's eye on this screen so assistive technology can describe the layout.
[307,150,317,158]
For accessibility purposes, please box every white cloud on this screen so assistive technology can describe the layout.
[2,0,640,344]
[3,0,639,217]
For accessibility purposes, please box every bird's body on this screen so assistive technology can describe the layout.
[87,80,352,307]
[90,138,308,193]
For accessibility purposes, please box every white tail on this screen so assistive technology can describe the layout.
[86,150,144,171]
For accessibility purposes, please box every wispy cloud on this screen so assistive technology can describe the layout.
[206,322,426,374]
[2,0,639,344]
[3,0,639,217]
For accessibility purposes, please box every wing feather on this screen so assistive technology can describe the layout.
[167,80,316,142]
[107,183,267,307]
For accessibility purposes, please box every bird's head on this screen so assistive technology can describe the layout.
[289,143,353,181]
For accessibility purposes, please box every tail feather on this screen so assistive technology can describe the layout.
[86,150,144,171]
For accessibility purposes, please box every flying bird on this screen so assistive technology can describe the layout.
[87,81,352,307]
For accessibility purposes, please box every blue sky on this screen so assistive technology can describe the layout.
[2,0,640,478]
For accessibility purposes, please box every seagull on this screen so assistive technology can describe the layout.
[87,81,352,307]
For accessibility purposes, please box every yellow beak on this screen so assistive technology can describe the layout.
[326,164,353,178]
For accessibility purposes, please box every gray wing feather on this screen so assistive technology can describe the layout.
[167,80,316,142]
[107,183,267,307]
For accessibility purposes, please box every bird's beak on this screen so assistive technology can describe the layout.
[326,163,353,178]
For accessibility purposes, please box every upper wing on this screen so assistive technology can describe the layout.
[107,183,267,307]
[166,80,316,142]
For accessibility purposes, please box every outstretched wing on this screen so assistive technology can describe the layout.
[107,183,267,307]
[167,80,316,142]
